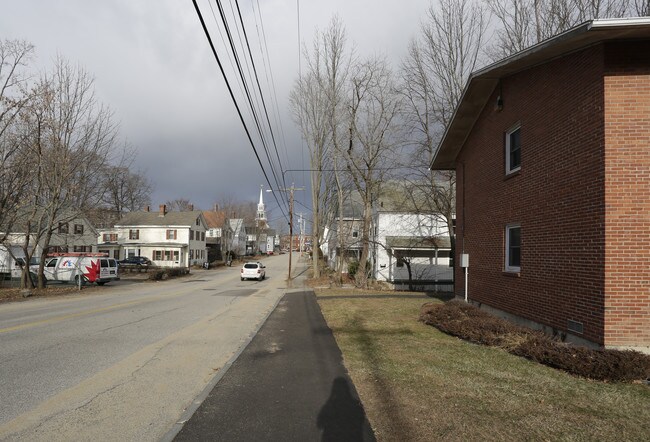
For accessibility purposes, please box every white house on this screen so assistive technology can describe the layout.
[228,218,246,257]
[372,183,453,289]
[104,204,208,268]
[322,183,453,288]
[266,229,277,253]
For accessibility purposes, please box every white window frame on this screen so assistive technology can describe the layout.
[505,124,521,174]
[505,224,521,273]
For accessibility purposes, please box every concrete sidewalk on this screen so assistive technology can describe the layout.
[172,288,375,441]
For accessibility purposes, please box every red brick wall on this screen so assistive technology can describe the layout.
[455,45,608,345]
[603,41,650,347]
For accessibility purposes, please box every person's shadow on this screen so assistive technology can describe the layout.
[317,377,375,441]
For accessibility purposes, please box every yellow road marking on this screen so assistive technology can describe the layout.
[0,279,237,334]
[0,299,149,334]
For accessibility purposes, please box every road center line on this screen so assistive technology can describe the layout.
[0,285,211,334]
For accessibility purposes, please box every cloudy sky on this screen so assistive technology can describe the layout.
[1,0,429,228]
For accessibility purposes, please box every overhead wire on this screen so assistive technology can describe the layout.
[191,0,286,217]
[213,0,284,196]
[206,0,255,126]
[233,0,287,191]
[252,0,291,189]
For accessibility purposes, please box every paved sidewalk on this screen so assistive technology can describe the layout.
[173,288,375,441]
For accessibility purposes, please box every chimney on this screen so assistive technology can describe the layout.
[144,205,150,212]
[189,204,194,211]
[214,203,219,212]
[159,204,167,217]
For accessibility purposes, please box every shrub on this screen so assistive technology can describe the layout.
[147,267,188,281]
[149,270,165,281]
[420,301,650,383]
[166,267,186,278]
[348,261,360,277]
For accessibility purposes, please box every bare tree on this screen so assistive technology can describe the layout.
[487,0,638,60]
[0,40,34,252]
[19,57,118,288]
[316,17,353,282]
[633,0,650,14]
[346,57,402,287]
[108,168,152,213]
[103,143,152,219]
[573,0,632,21]
[290,24,336,278]
[400,0,486,268]
[165,198,195,211]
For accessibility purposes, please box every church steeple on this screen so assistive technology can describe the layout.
[257,185,267,224]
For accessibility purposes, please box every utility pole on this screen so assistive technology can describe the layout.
[267,183,304,280]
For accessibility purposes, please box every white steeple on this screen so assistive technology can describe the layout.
[257,185,266,223]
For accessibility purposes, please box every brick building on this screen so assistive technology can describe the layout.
[431,19,650,352]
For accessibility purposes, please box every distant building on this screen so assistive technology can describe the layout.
[105,204,207,268]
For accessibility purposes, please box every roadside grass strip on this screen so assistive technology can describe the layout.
[315,289,650,442]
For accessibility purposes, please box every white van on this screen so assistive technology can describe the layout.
[38,254,120,285]
[0,245,37,280]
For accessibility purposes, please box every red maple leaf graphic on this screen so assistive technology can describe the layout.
[83,260,100,283]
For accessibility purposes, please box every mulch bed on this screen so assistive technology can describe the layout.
[420,300,650,383]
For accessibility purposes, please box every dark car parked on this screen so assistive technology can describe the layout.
[119,256,152,266]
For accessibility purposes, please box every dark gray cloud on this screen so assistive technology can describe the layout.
[1,0,428,213]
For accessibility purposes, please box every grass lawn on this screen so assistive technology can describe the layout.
[315,288,650,441]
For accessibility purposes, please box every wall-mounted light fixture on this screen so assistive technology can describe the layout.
[495,95,504,111]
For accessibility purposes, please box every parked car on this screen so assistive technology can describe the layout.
[119,256,152,266]
[240,262,265,281]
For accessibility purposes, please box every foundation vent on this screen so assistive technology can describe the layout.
[567,320,583,334]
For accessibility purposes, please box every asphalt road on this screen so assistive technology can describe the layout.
[0,254,301,441]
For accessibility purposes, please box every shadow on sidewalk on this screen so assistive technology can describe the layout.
[317,376,373,441]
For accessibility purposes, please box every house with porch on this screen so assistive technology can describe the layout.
[373,183,452,291]
[323,184,452,285]
[430,18,650,352]
[106,205,207,268]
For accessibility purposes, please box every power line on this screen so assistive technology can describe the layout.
[253,0,291,188]
[191,0,286,217]
[233,0,286,190]
[213,0,284,195]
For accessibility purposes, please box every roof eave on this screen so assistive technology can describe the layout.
[430,18,650,171]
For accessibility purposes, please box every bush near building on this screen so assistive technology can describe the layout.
[420,301,650,383]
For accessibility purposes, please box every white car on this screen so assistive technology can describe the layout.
[241,262,266,281]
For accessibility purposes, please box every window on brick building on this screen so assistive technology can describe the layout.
[505,125,521,174]
[505,224,521,272]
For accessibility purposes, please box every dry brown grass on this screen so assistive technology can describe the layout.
[316,288,650,442]
[0,284,102,303]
